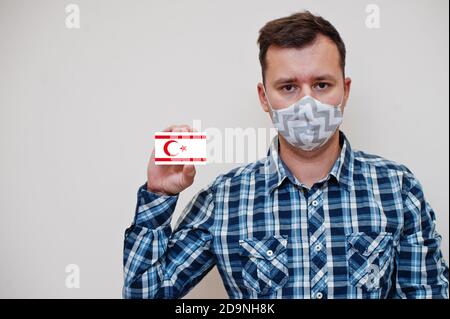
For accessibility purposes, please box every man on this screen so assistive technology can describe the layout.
[123,11,449,299]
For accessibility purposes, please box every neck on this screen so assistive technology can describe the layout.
[278,131,341,189]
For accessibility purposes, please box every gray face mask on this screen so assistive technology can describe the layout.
[263,87,344,151]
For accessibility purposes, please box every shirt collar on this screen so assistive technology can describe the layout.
[264,130,355,194]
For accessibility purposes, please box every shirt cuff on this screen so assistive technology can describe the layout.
[134,183,179,228]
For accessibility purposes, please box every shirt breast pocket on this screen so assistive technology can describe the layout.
[239,235,289,295]
[346,231,394,291]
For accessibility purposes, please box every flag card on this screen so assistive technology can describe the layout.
[154,132,207,165]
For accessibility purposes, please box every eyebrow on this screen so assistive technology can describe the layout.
[313,74,336,81]
[272,74,337,86]
[273,77,297,86]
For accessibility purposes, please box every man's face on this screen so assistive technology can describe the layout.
[257,34,351,116]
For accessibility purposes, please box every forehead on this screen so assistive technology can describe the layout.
[265,34,341,81]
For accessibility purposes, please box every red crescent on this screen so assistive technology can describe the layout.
[163,140,179,156]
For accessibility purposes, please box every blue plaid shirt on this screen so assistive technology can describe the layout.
[123,130,449,299]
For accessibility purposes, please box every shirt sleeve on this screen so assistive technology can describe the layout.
[392,170,449,298]
[122,181,217,299]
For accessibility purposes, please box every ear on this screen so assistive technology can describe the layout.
[257,82,270,113]
[342,77,352,111]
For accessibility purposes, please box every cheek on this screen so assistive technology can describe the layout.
[273,95,299,109]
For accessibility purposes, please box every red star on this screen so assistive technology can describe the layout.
[180,145,187,152]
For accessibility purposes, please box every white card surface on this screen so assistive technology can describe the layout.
[154,132,207,165]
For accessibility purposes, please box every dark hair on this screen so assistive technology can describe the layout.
[257,11,346,83]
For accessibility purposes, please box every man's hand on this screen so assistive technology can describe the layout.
[146,125,197,196]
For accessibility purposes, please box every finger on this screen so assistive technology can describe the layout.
[178,124,191,132]
[162,125,177,132]
[174,125,192,133]
[162,124,190,132]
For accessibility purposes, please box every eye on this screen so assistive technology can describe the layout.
[314,82,329,90]
[281,84,297,92]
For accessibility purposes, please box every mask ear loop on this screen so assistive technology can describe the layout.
[262,85,275,113]
[337,93,345,108]
[336,93,346,116]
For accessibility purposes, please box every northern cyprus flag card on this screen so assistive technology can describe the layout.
[154,132,207,165]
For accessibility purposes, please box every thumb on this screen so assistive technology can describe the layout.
[183,164,196,177]
[181,164,196,187]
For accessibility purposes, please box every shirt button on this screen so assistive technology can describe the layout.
[315,292,323,299]
[266,250,273,257]
[314,243,322,252]
[312,200,319,207]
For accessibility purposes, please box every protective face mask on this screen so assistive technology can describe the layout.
[263,87,344,151]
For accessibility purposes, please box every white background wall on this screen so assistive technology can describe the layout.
[0,0,448,298]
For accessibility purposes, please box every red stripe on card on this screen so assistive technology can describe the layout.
[154,158,206,162]
[154,135,206,139]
